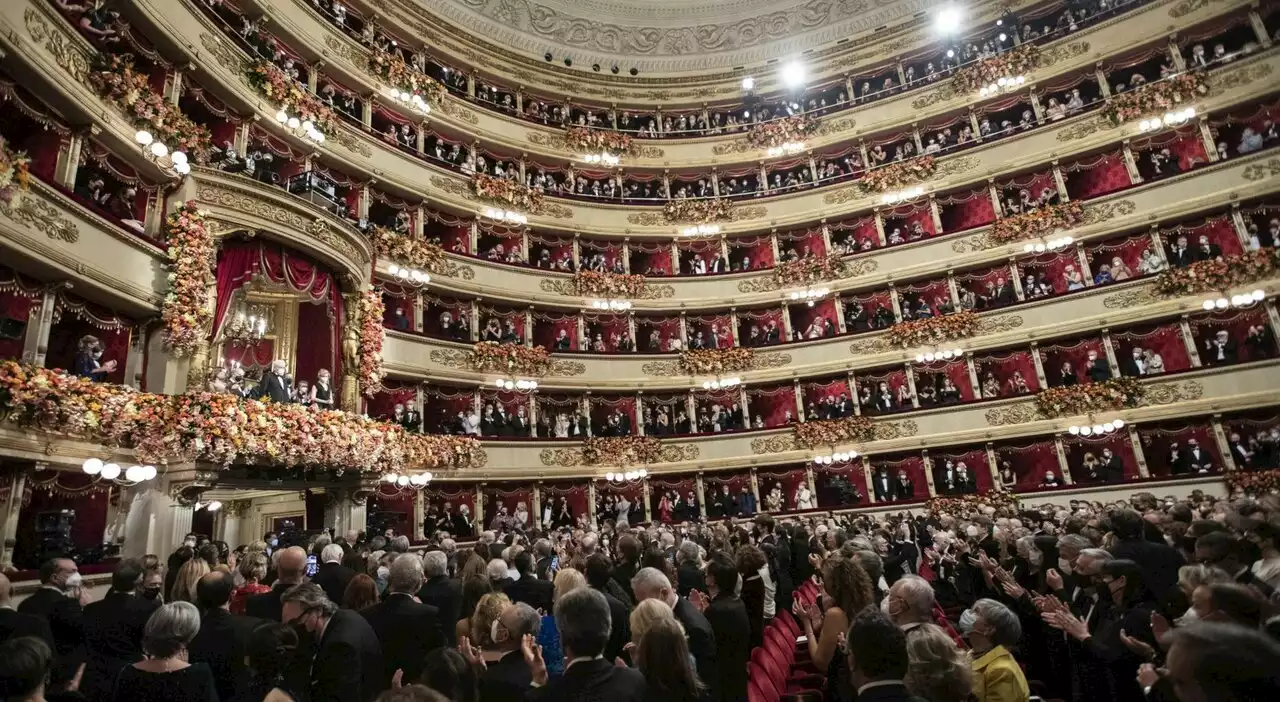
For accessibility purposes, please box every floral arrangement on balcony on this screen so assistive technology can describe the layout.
[565,127,637,157]
[0,362,482,473]
[161,201,216,357]
[1153,248,1280,298]
[582,436,664,466]
[469,342,552,376]
[245,60,339,135]
[773,255,850,287]
[0,136,31,206]
[88,54,213,165]
[1102,71,1209,127]
[473,174,545,214]
[859,156,936,194]
[1034,377,1145,418]
[678,348,754,375]
[990,201,1084,245]
[372,227,448,274]
[369,47,445,105]
[794,416,875,449]
[571,270,647,298]
[953,44,1042,94]
[662,197,733,224]
[885,310,981,349]
[747,114,819,150]
[925,490,1020,516]
[357,289,386,396]
[1225,469,1280,496]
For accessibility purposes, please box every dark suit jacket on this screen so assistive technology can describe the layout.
[855,681,931,702]
[703,594,750,702]
[525,657,647,702]
[245,581,297,622]
[873,474,894,501]
[672,597,717,700]
[306,609,385,702]
[1085,359,1112,382]
[0,607,54,649]
[16,587,83,660]
[255,372,292,403]
[417,575,463,645]
[80,591,160,695]
[478,649,532,702]
[313,561,357,605]
[188,608,263,702]
[361,592,444,688]
[504,573,554,612]
[676,563,706,598]
[1112,538,1186,605]
[594,587,631,662]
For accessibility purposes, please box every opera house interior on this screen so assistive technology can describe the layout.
[0,0,1278,690]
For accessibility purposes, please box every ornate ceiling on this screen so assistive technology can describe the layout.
[414,0,937,74]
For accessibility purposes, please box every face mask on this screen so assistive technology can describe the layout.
[880,597,893,616]
[63,573,83,591]
[490,618,508,644]
[1028,551,1043,567]
[184,539,196,548]
[958,608,978,633]
[376,566,390,582]
[268,539,279,548]
[1058,558,1074,573]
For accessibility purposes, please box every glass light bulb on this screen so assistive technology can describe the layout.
[83,458,104,475]
[135,130,153,146]
[276,110,289,123]
[1078,426,1092,436]
[170,150,188,165]
[150,142,168,158]
[100,463,121,480]
[287,117,301,129]
[1069,426,1081,435]
[1113,419,1125,429]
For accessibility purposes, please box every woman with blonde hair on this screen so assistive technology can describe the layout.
[469,592,511,651]
[230,551,270,614]
[168,556,210,604]
[629,597,682,646]
[904,623,975,702]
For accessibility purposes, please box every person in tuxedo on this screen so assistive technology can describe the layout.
[583,555,631,662]
[78,559,161,700]
[873,468,895,502]
[1121,347,1147,377]
[361,554,444,689]
[1167,235,1194,267]
[630,567,717,700]
[417,551,463,646]
[954,462,976,495]
[895,470,915,500]
[0,573,54,649]
[844,606,917,702]
[1227,431,1254,469]
[1168,441,1189,476]
[991,276,1015,305]
[255,359,293,403]
[698,554,751,702]
[1194,234,1222,261]
[936,460,958,496]
[1110,509,1185,605]
[1204,330,1237,365]
[1084,350,1112,382]
[1184,438,1214,474]
[312,543,356,606]
[245,546,308,622]
[188,570,262,701]
[504,552,554,613]
[16,558,85,682]
[525,588,647,702]
[452,503,475,537]
[280,583,384,702]
[1098,448,1124,483]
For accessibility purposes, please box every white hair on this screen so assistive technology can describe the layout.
[423,551,447,577]
[630,567,672,601]
[387,553,425,593]
[485,558,509,581]
[894,575,936,620]
[480,530,496,545]
[320,544,344,564]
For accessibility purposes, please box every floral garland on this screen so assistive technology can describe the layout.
[160,201,216,357]
[357,289,386,397]
[571,270,647,298]
[368,48,445,105]
[925,490,1020,516]
[0,362,481,473]
[678,348,755,375]
[990,201,1084,245]
[469,342,552,376]
[1225,469,1280,496]
[662,197,733,225]
[581,436,665,466]
[794,416,875,449]
[373,227,448,274]
[953,44,1042,94]
[859,156,936,194]
[884,310,981,349]
[0,135,31,206]
[245,60,339,135]
[565,127,637,157]
[747,114,819,150]
[1034,377,1145,418]
[88,54,213,165]
[1153,248,1280,298]
[1103,71,1209,127]
[473,174,544,214]
[773,255,850,287]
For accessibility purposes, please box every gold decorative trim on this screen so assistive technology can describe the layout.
[1241,159,1280,182]
[814,118,857,138]
[751,435,798,455]
[321,35,365,68]
[0,196,80,244]
[712,139,752,156]
[24,7,91,82]
[950,232,996,254]
[1142,380,1205,406]
[537,442,697,466]
[1081,200,1138,225]
[539,447,583,466]
[737,257,879,293]
[1169,0,1227,18]
[1037,41,1092,69]
[1206,62,1274,98]
[976,314,1025,335]
[428,348,586,377]
[1103,287,1159,309]
[984,404,1040,426]
[639,351,791,377]
[848,336,889,355]
[911,84,959,111]
[199,33,246,73]
[1055,117,1110,143]
[871,419,920,441]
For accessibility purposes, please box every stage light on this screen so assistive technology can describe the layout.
[781,61,806,88]
[935,6,963,34]
[205,500,222,512]
[741,76,756,91]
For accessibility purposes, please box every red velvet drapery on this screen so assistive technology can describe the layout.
[1111,323,1193,376]
[857,368,911,413]
[934,447,992,492]
[1190,307,1275,365]
[729,236,776,270]
[747,384,798,427]
[366,381,419,421]
[1063,151,1133,200]
[687,314,735,349]
[938,187,997,234]
[46,296,134,385]
[1064,433,1139,483]
[915,359,975,402]
[540,481,588,526]
[789,299,838,340]
[1039,337,1107,386]
[0,268,42,361]
[757,467,810,512]
[532,312,579,350]
[1138,421,1222,477]
[995,440,1062,490]
[16,472,111,562]
[871,454,927,502]
[814,462,869,509]
[973,350,1041,397]
[635,317,682,352]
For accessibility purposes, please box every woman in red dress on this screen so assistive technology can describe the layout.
[229,551,271,614]
[658,491,674,524]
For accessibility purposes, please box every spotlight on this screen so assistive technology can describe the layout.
[611,65,619,74]
[781,61,806,88]
[629,68,638,76]
[935,6,963,34]
[741,76,756,91]
[564,58,572,66]
[946,48,955,58]
[592,63,601,72]
[544,52,553,62]
[998,33,1007,42]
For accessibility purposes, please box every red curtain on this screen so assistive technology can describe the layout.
[580,240,625,271]
[845,290,895,331]
[995,440,1061,490]
[423,386,475,432]
[484,484,534,527]
[424,484,477,532]
[45,300,133,385]
[900,280,952,317]
[757,468,810,511]
[883,201,937,241]
[813,463,869,509]
[596,479,645,521]
[1111,323,1192,375]
[738,309,785,347]
[829,216,879,253]
[790,299,838,339]
[18,472,110,557]
[1087,234,1156,283]
[1138,421,1222,477]
[858,368,911,413]
[729,236,776,270]
[938,187,996,233]
[703,471,753,515]
[480,389,530,418]
[1190,307,1275,364]
[295,299,335,386]
[478,305,527,342]
[1040,337,1106,386]
[870,454,927,502]
[424,214,472,254]
[589,395,637,433]
[366,382,419,421]
[915,359,975,402]
[529,234,574,268]
[688,314,735,349]
[802,378,852,408]
[1135,129,1209,174]
[1065,433,1139,483]
[974,350,1040,397]
[1064,151,1133,200]
[540,482,588,525]
[747,384,798,427]
[631,241,673,276]
[423,297,470,339]
[212,244,261,338]
[222,339,275,371]
[369,487,415,533]
[935,447,992,492]
[0,269,42,361]
[998,170,1059,209]
[582,314,629,352]
[533,313,579,350]
[1162,215,1243,258]
[956,264,1016,309]
[777,228,826,259]
[635,317,682,352]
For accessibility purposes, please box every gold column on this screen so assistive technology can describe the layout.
[1051,161,1070,202]
[1179,316,1203,367]
[1210,415,1237,472]
[985,443,1000,488]
[1030,342,1049,389]
[793,379,805,421]
[1121,141,1143,185]
[922,451,937,497]
[1055,436,1074,485]
[904,365,921,409]
[1128,425,1151,478]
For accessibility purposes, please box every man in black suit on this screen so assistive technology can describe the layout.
[16,558,85,682]
[844,606,922,702]
[417,551,463,645]
[78,559,160,700]
[700,554,751,702]
[0,573,54,649]
[526,588,647,702]
[189,570,262,702]
[1203,330,1237,365]
[473,601,540,702]
[1121,347,1148,377]
[1084,350,1112,382]
[1167,235,1194,267]
[1110,509,1185,605]
[281,583,384,702]
[895,471,915,500]
[246,546,308,622]
[312,543,356,605]
[504,551,554,613]
[873,468,895,502]
[255,359,293,403]
[1184,438,1214,474]
[1098,448,1125,483]
[631,567,717,700]
[1196,531,1276,599]
[362,554,444,688]
[1194,234,1222,262]
[583,555,631,662]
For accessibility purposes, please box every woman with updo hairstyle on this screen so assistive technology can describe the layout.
[795,556,874,702]
[242,621,302,702]
[468,592,511,652]
[903,623,974,702]
[109,601,218,701]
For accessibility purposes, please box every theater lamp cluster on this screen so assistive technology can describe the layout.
[1139,108,1195,132]
[387,263,431,286]
[1068,419,1125,436]
[978,75,1026,97]
[767,142,806,158]
[482,207,529,225]
[701,377,742,390]
[581,152,621,167]
[606,469,649,482]
[814,450,858,465]
[881,186,926,206]
[789,287,831,306]
[1022,236,1074,254]
[589,299,633,311]
[1201,289,1264,310]
[135,130,191,175]
[382,471,434,487]
[914,348,964,364]
[274,110,325,143]
[83,458,158,483]
[389,88,431,114]
[681,224,721,236]
[494,378,539,392]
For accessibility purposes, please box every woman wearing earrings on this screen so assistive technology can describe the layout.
[310,368,334,409]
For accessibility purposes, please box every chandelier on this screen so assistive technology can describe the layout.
[881,185,926,205]
[978,74,1026,97]
[913,347,964,364]
[274,110,325,144]
[767,142,806,158]
[381,471,434,489]
[388,87,432,114]
[194,500,223,513]
[224,304,272,344]
[1201,289,1264,311]
[814,450,858,465]
[134,130,190,176]
[680,224,721,236]
[388,262,431,286]
[1022,235,1074,254]
[589,299,633,311]
[701,376,742,390]
[82,458,158,484]
[605,469,648,482]
[482,207,528,225]
[582,152,620,167]
[1140,107,1195,133]
[789,287,830,306]
[492,378,539,393]
[1068,418,1125,436]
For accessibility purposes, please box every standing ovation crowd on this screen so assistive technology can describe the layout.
[2,489,1280,702]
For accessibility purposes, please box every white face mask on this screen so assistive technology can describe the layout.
[63,573,83,591]
[880,597,893,616]
[490,618,507,644]
[376,566,390,582]
[1058,558,1074,573]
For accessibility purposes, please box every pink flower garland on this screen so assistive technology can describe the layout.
[357,289,386,397]
[161,202,216,356]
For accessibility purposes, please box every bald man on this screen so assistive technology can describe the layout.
[246,546,308,621]
[0,572,54,649]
